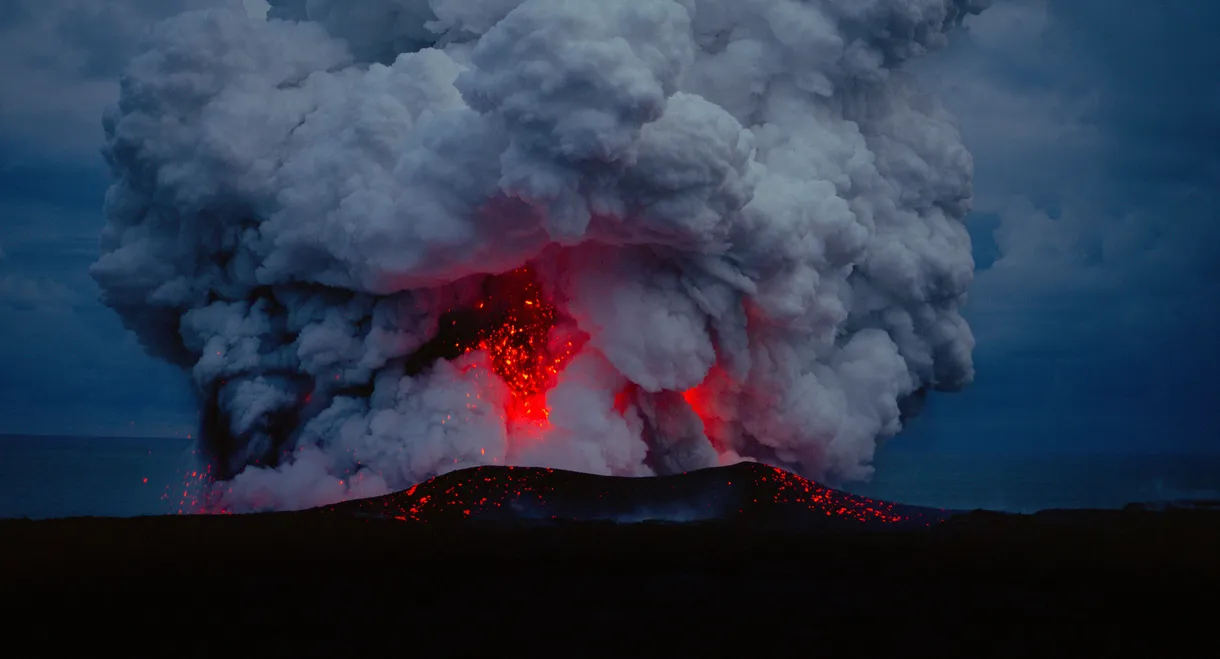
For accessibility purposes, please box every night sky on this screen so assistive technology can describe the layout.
[0,0,1216,456]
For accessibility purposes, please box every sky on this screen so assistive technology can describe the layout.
[0,0,1216,454]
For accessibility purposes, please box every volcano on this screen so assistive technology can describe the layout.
[319,461,946,529]
[94,1,990,511]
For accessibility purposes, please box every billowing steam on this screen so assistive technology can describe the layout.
[92,0,987,512]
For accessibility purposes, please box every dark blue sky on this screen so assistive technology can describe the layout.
[0,0,1216,454]
[898,0,1220,454]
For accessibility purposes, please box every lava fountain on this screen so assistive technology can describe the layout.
[416,266,584,427]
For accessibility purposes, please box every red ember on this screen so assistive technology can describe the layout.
[456,266,579,426]
[323,462,937,527]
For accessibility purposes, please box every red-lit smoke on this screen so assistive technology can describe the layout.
[453,266,580,427]
[98,1,987,513]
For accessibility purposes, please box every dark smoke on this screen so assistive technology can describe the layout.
[92,0,988,511]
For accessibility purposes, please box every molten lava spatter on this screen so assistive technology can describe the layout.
[455,266,579,425]
[322,462,945,528]
[164,452,229,515]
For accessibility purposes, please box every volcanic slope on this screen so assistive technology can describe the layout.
[320,462,945,528]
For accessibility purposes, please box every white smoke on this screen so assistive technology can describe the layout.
[92,0,988,511]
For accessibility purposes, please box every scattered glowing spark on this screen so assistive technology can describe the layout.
[454,266,580,426]
[324,464,930,526]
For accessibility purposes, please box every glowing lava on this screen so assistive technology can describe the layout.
[322,462,942,527]
[164,453,229,515]
[457,266,579,426]
[681,366,727,444]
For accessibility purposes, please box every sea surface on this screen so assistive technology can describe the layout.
[843,450,1220,513]
[1,434,1218,518]
[0,435,198,519]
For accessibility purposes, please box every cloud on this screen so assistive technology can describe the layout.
[242,0,269,19]
[90,0,989,509]
[916,0,1218,326]
[0,192,197,437]
[0,0,246,164]
[0,2,282,438]
[0,200,96,312]
[0,273,79,310]
[911,1,1101,205]
[903,0,1220,454]
[964,0,1048,53]
[0,267,197,437]
[990,7,1209,297]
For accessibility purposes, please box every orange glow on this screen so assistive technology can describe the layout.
[457,266,578,426]
[323,463,929,526]
[681,387,705,423]
[166,455,230,515]
[681,365,734,450]
[613,387,632,415]
[682,380,712,436]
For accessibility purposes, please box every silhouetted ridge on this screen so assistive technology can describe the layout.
[320,462,945,528]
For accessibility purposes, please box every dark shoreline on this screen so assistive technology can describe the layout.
[3,507,1218,657]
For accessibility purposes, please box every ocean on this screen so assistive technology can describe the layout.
[0,434,198,519]
[843,450,1220,513]
[2,434,1218,518]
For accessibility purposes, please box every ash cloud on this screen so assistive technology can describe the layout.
[92,0,988,511]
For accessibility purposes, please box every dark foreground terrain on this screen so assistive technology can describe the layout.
[5,465,1219,656]
[4,505,1219,657]
[320,462,948,527]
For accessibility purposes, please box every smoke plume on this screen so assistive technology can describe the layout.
[92,0,988,512]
